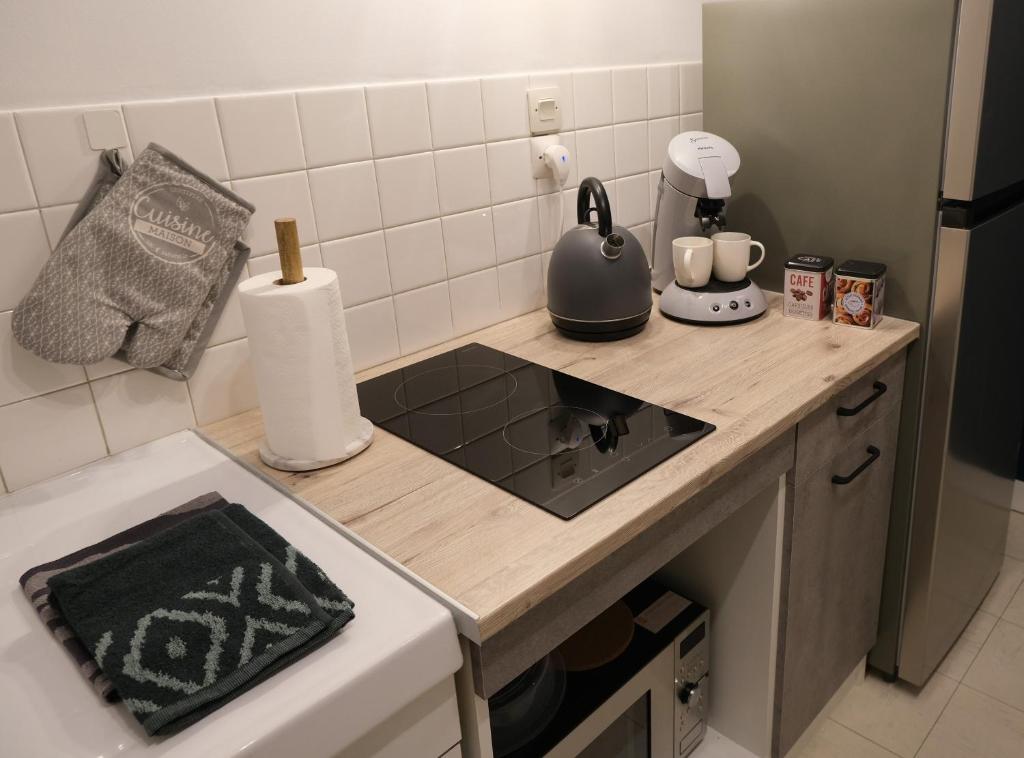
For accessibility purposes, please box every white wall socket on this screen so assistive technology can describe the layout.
[527,86,562,135]
[530,134,562,179]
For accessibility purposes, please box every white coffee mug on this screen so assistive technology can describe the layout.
[672,237,714,288]
[711,232,766,282]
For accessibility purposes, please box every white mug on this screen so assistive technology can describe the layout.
[711,232,766,282]
[672,237,714,288]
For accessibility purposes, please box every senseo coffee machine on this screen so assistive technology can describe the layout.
[652,131,767,325]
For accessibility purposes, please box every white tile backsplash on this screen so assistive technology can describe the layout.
[647,64,681,119]
[427,79,486,150]
[394,282,454,355]
[680,62,703,115]
[498,255,545,319]
[247,243,323,277]
[482,75,531,142]
[576,126,616,182]
[0,59,699,489]
[449,268,501,336]
[296,87,372,168]
[0,113,36,213]
[612,67,648,124]
[492,197,541,264]
[573,69,613,129]
[321,231,392,307]
[216,93,305,179]
[187,338,258,426]
[385,219,447,293]
[16,106,133,206]
[614,121,649,178]
[343,297,400,371]
[0,209,50,311]
[232,171,318,256]
[441,209,496,278]
[0,385,107,490]
[308,161,382,240]
[375,152,440,227]
[123,98,229,180]
[91,369,195,454]
[38,203,77,249]
[486,139,536,205]
[365,82,432,158]
[434,145,491,215]
[0,310,86,406]
[648,116,678,171]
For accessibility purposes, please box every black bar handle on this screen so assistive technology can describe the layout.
[576,177,613,237]
[832,445,881,485]
[836,381,887,417]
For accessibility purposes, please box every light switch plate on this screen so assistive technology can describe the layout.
[82,109,128,150]
[527,86,562,135]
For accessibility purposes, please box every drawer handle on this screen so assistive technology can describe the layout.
[832,446,881,485]
[836,381,887,417]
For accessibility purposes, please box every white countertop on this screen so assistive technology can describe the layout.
[0,431,462,758]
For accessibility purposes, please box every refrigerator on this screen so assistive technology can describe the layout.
[703,0,1024,685]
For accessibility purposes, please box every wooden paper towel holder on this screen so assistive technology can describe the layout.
[253,218,374,472]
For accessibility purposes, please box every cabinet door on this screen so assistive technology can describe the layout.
[774,408,901,757]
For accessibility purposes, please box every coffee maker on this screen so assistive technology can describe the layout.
[652,131,767,325]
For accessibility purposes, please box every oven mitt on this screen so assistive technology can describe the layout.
[12,143,254,368]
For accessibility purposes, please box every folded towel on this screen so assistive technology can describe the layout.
[46,506,354,734]
[12,143,254,369]
[19,492,228,701]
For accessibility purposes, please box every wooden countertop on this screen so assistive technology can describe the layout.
[202,294,918,642]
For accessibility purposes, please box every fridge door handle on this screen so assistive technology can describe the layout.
[832,446,881,485]
[836,381,888,417]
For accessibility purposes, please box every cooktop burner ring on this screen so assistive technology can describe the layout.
[501,404,609,457]
[392,363,518,416]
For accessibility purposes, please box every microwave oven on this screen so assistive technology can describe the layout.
[489,580,709,757]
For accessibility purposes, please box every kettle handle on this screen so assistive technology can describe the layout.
[577,177,613,237]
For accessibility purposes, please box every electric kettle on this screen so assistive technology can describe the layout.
[546,177,652,341]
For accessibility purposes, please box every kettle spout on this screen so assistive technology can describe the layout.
[601,233,625,260]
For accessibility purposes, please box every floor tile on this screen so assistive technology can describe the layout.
[1003,583,1024,628]
[789,719,898,758]
[979,555,1024,616]
[917,684,1024,758]
[1006,510,1024,561]
[829,671,957,757]
[936,609,998,681]
[963,618,1024,711]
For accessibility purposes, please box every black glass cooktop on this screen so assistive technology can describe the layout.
[355,343,715,519]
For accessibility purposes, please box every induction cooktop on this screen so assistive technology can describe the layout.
[355,343,715,519]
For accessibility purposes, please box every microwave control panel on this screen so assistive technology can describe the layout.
[675,611,710,757]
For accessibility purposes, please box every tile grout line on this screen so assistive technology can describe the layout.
[825,718,903,758]
[958,680,1024,717]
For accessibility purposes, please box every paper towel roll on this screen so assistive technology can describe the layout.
[238,267,373,471]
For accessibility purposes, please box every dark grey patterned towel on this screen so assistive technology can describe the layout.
[45,506,354,735]
[19,492,229,701]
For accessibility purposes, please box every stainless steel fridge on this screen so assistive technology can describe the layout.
[704,0,1024,685]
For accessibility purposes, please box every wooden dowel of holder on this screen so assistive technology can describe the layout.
[274,218,305,285]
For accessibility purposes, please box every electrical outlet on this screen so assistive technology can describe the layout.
[527,86,562,135]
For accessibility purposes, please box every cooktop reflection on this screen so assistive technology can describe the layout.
[355,343,715,519]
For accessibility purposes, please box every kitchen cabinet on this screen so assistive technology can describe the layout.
[772,353,907,757]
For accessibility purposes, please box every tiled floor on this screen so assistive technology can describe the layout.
[791,510,1024,758]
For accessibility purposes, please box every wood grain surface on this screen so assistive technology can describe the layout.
[202,294,918,640]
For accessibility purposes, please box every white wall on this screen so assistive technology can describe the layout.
[0,0,703,109]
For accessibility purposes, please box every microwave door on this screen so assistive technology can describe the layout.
[545,644,676,758]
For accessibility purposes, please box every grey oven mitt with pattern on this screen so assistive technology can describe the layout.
[13,143,254,369]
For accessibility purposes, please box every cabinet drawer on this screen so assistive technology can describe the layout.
[792,351,906,484]
[774,407,901,757]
